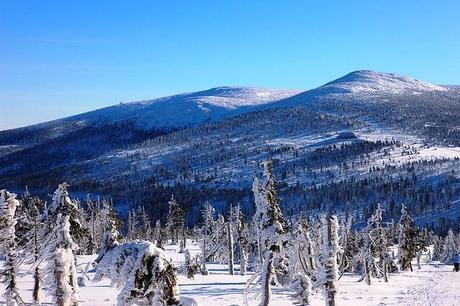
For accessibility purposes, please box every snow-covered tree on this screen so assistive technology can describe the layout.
[153,220,166,249]
[94,241,183,306]
[96,200,121,262]
[166,196,185,244]
[338,214,353,276]
[0,190,22,306]
[138,206,153,241]
[184,249,198,279]
[246,161,287,306]
[296,216,317,273]
[36,184,82,306]
[227,221,235,275]
[252,176,265,264]
[357,204,390,285]
[442,228,458,264]
[284,214,319,306]
[199,202,215,275]
[398,205,418,271]
[44,183,86,247]
[38,213,80,306]
[127,209,140,241]
[291,274,312,306]
[230,204,248,276]
[432,234,444,261]
[83,196,104,255]
[319,215,341,306]
[17,189,43,305]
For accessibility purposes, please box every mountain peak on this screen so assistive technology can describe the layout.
[321,70,447,94]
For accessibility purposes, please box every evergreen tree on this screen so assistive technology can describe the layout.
[166,196,185,244]
[44,183,86,246]
[83,196,102,256]
[138,206,153,241]
[357,204,390,284]
[153,220,165,249]
[442,228,458,263]
[231,204,248,276]
[127,209,140,241]
[97,200,122,262]
[398,205,418,271]
[246,161,287,306]
[0,190,22,306]
[94,241,183,306]
[184,249,197,279]
[432,234,444,261]
[37,184,82,306]
[17,188,43,305]
[199,202,215,275]
[38,213,80,306]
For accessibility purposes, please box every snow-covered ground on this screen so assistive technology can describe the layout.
[2,242,460,306]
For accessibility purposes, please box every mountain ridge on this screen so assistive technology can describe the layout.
[0,69,459,225]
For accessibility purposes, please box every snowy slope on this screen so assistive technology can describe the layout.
[56,87,303,130]
[0,87,301,156]
[272,70,448,109]
[318,70,447,94]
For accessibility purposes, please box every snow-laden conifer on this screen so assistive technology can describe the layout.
[166,195,185,244]
[37,213,80,306]
[96,200,121,262]
[398,205,418,271]
[246,161,287,306]
[199,202,215,275]
[0,190,22,306]
[94,241,186,306]
[442,228,458,264]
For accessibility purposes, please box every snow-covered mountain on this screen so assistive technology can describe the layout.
[271,70,448,109]
[58,86,303,130]
[317,70,446,94]
[0,86,301,155]
[1,70,459,224]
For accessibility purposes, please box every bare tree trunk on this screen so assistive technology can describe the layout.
[201,232,208,275]
[365,256,371,285]
[55,256,66,306]
[256,227,264,267]
[383,259,388,283]
[69,259,80,306]
[33,217,41,305]
[179,227,186,253]
[307,243,316,271]
[227,222,234,275]
[416,252,421,270]
[261,252,274,306]
[240,247,247,276]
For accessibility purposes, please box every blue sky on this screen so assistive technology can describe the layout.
[1,0,459,130]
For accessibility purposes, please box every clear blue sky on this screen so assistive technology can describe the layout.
[1,0,459,130]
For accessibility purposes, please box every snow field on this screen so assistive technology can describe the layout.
[2,241,460,305]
